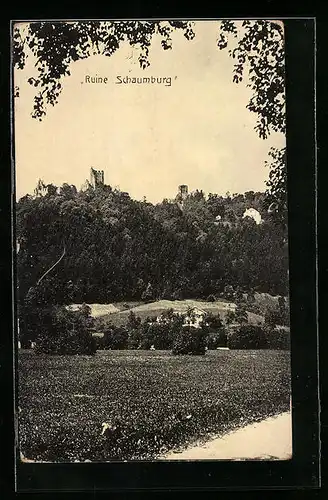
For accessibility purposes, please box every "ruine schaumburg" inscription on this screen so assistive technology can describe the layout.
[84,75,175,86]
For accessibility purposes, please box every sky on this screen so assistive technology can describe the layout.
[14,21,285,203]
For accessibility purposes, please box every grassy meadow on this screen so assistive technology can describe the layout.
[18,349,291,462]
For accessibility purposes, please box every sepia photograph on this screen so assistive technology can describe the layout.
[13,19,292,464]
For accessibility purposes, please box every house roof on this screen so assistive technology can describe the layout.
[172,306,207,316]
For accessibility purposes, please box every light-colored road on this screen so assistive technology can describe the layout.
[161,412,292,461]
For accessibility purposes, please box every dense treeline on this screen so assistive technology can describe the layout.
[16,180,288,308]
[25,303,289,354]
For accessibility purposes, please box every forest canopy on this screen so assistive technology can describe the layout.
[16,180,288,307]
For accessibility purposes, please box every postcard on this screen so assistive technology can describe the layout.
[13,19,292,465]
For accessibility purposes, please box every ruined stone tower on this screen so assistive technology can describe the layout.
[177,184,188,201]
[90,167,104,189]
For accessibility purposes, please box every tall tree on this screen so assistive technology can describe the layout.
[217,20,286,222]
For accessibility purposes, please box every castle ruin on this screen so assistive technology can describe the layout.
[90,167,104,189]
[176,184,188,202]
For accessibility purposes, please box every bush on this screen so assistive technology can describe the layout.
[125,309,186,350]
[103,326,128,350]
[144,323,174,350]
[227,324,290,350]
[92,333,105,350]
[35,329,96,355]
[172,327,208,355]
[264,297,290,328]
[264,306,281,328]
[266,327,290,350]
[207,312,223,329]
[227,324,267,350]
[127,311,142,330]
[127,321,176,350]
[207,327,227,349]
[18,303,53,347]
[34,305,96,355]
[234,302,248,324]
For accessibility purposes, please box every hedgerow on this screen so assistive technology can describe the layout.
[227,324,290,350]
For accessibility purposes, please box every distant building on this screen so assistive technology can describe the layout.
[181,307,207,328]
[81,168,105,191]
[156,306,207,329]
[90,167,104,188]
[92,332,105,339]
[175,184,188,203]
[243,208,262,225]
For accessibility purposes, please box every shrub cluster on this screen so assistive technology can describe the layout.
[227,324,290,350]
[266,327,290,350]
[31,304,96,355]
[207,327,228,349]
[99,310,210,355]
[172,327,207,355]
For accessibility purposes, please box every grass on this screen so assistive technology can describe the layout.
[18,349,291,462]
[67,301,144,318]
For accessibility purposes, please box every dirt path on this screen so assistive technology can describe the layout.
[161,412,292,461]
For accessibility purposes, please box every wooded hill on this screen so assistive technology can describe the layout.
[16,180,288,307]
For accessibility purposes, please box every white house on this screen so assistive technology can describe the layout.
[155,306,208,328]
[243,208,262,225]
[173,307,207,329]
[183,307,207,328]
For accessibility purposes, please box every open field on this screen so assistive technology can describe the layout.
[67,302,144,318]
[18,349,291,462]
